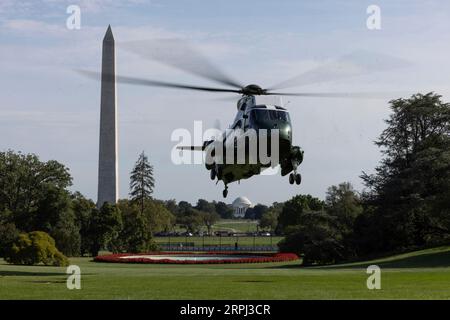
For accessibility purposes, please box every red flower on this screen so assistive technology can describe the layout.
[94,252,299,264]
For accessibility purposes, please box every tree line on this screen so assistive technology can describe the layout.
[1,92,448,266]
[277,93,450,264]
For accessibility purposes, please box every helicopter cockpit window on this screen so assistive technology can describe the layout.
[251,109,290,123]
[269,110,290,121]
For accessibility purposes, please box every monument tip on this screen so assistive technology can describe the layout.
[103,25,114,42]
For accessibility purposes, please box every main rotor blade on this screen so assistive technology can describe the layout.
[267,51,410,90]
[266,91,402,99]
[77,70,241,94]
[121,39,243,89]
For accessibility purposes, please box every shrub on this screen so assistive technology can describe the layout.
[5,231,69,266]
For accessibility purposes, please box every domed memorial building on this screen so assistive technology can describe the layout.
[232,196,253,218]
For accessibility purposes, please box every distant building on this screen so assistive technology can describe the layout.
[232,196,253,218]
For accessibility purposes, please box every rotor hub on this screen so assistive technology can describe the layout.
[242,84,266,96]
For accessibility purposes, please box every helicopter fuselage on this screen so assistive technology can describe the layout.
[205,95,304,195]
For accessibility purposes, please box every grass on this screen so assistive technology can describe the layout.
[0,246,449,299]
[153,236,283,247]
[212,219,259,233]
[168,219,260,234]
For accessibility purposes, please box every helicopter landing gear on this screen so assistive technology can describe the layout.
[289,173,295,184]
[210,168,216,180]
[223,185,228,198]
[289,158,302,185]
[289,172,301,185]
[295,173,301,185]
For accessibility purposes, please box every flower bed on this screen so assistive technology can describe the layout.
[94,251,299,264]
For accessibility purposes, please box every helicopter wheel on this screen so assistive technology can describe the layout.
[210,168,216,180]
[295,173,302,185]
[223,187,228,198]
[289,173,295,185]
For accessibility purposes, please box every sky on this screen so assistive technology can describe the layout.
[1,0,450,205]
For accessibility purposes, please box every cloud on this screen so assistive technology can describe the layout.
[0,0,154,17]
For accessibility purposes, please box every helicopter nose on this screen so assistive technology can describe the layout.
[277,124,291,142]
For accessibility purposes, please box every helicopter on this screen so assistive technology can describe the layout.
[177,91,304,198]
[80,39,405,198]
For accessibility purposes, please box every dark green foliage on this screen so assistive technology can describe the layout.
[279,184,362,264]
[214,201,234,219]
[144,199,176,234]
[279,212,345,265]
[0,219,19,257]
[113,200,158,253]
[177,201,193,214]
[177,208,203,233]
[87,203,122,256]
[71,192,96,256]
[199,211,220,235]
[194,199,220,234]
[245,204,269,220]
[5,231,68,266]
[0,150,80,256]
[277,194,324,233]
[130,151,155,213]
[359,92,450,253]
[164,199,179,216]
[259,210,279,232]
[195,199,216,214]
[51,209,81,257]
[0,150,72,232]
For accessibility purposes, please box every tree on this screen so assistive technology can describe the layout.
[5,231,68,266]
[325,182,362,234]
[277,194,324,234]
[86,203,122,256]
[199,211,220,235]
[71,192,96,256]
[114,200,158,253]
[0,150,88,256]
[360,92,450,252]
[164,199,178,216]
[195,199,216,214]
[130,151,155,214]
[144,199,176,234]
[177,209,203,233]
[0,218,19,257]
[245,204,268,220]
[278,212,346,265]
[215,201,234,219]
[0,150,72,232]
[259,210,279,233]
[177,201,193,215]
[51,209,81,257]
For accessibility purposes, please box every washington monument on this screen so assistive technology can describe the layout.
[97,25,118,206]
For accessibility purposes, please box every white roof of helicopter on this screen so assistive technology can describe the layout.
[252,104,287,111]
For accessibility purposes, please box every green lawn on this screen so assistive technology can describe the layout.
[212,219,259,233]
[1,246,449,299]
[153,236,283,247]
